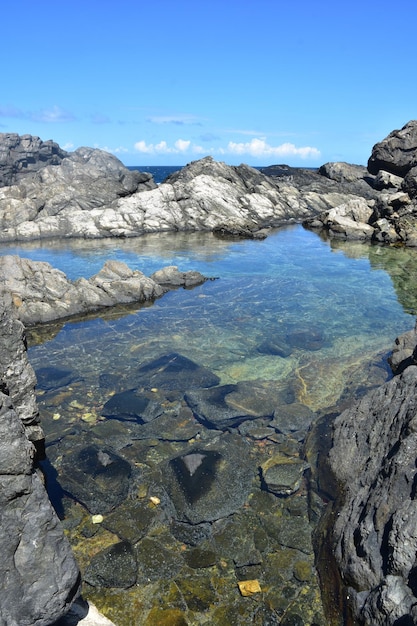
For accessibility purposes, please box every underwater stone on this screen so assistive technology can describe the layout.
[84,540,137,588]
[101,388,163,423]
[164,432,254,524]
[135,352,220,390]
[58,444,131,514]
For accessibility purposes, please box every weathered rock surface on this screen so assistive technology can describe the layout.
[320,330,417,625]
[0,287,81,626]
[368,120,417,176]
[0,131,375,242]
[304,120,417,246]
[0,255,208,326]
[0,133,68,187]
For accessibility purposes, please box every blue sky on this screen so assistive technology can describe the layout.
[2,0,417,167]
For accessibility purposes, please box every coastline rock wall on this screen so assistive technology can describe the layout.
[320,324,417,625]
[305,120,417,246]
[0,130,376,242]
[0,286,81,625]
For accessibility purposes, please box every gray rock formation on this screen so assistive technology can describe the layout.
[368,120,417,176]
[320,328,417,625]
[0,286,80,626]
[0,255,208,326]
[0,133,67,187]
[304,121,417,246]
[0,131,372,242]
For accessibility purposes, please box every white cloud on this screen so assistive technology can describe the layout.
[226,138,320,159]
[174,139,191,152]
[134,139,193,154]
[133,137,321,161]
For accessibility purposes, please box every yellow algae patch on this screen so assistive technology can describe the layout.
[238,579,262,597]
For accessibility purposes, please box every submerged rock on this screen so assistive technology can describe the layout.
[135,352,220,391]
[58,444,131,514]
[84,541,137,589]
[164,432,255,524]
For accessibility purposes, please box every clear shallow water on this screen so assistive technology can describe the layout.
[3,225,415,409]
[4,225,417,624]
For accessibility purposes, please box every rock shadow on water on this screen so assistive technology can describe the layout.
[170,450,221,504]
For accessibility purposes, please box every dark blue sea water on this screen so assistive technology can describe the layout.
[128,165,182,184]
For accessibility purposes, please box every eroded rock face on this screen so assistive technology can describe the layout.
[0,133,67,187]
[368,120,417,176]
[0,286,81,625]
[323,333,417,625]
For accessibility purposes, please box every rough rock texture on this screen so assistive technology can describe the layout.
[368,120,417,176]
[304,121,417,246]
[323,330,417,625]
[0,133,68,187]
[0,131,374,242]
[0,256,208,326]
[0,286,81,626]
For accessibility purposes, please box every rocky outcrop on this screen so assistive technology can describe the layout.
[0,255,209,326]
[0,286,81,625]
[368,121,417,177]
[0,133,68,187]
[317,325,417,625]
[0,131,375,242]
[306,121,417,246]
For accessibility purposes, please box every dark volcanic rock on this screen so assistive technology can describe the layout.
[0,286,81,625]
[0,132,67,187]
[164,432,255,524]
[135,352,220,391]
[326,364,417,624]
[58,444,131,514]
[368,120,417,176]
[84,541,137,588]
[101,389,163,423]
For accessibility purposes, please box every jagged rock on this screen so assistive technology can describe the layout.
[304,197,375,239]
[0,287,80,626]
[0,133,67,187]
[373,169,404,190]
[0,256,212,325]
[325,361,417,624]
[368,120,417,176]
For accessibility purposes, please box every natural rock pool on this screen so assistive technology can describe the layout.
[4,225,417,625]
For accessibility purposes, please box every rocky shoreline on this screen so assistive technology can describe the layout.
[2,123,417,624]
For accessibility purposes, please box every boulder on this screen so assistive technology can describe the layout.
[164,432,255,524]
[304,197,375,240]
[318,161,369,183]
[368,120,417,176]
